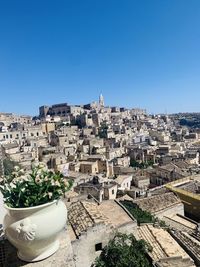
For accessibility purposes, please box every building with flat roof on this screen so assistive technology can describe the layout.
[68,200,137,267]
[166,175,200,220]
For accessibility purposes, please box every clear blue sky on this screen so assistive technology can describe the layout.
[0,0,200,115]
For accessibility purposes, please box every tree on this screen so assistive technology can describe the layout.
[94,233,152,267]
[130,159,154,169]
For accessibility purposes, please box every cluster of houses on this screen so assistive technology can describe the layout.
[1,96,200,266]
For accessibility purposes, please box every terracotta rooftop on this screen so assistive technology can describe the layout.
[68,201,110,238]
[158,163,182,173]
[173,161,190,169]
[133,192,181,213]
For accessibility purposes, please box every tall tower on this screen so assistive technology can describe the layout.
[99,93,105,107]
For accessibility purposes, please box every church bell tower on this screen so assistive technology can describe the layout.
[99,93,105,107]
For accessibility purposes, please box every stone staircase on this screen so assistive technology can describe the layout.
[138,225,167,261]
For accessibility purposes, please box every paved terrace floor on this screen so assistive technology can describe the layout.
[98,200,135,228]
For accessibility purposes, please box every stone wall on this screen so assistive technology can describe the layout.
[155,203,184,220]
[71,223,114,267]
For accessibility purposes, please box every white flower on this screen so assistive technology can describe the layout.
[55,181,61,187]
[14,166,20,172]
[38,163,45,169]
[17,175,28,182]
[12,176,23,183]
[22,175,29,182]
[18,169,25,175]
[35,176,41,184]
[10,182,16,189]
[57,189,63,195]
[51,180,55,186]
[48,192,53,199]
[44,176,49,182]
[32,162,39,168]
[12,171,18,178]
[36,169,42,175]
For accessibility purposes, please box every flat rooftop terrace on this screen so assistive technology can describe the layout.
[176,181,200,194]
[98,200,136,228]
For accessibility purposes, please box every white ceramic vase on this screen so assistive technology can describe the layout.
[3,199,67,262]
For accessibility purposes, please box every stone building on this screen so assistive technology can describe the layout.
[166,175,200,220]
[115,174,132,190]
[74,178,118,202]
[138,224,195,267]
[80,161,99,175]
[151,163,186,185]
[132,192,184,219]
[68,199,137,267]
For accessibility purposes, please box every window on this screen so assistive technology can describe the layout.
[95,243,102,252]
[112,189,115,195]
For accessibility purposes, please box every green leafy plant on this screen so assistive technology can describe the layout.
[0,164,73,208]
[120,200,168,228]
[120,200,155,225]
[130,159,154,169]
[94,232,152,267]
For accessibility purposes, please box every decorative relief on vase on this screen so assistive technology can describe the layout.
[16,218,37,241]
